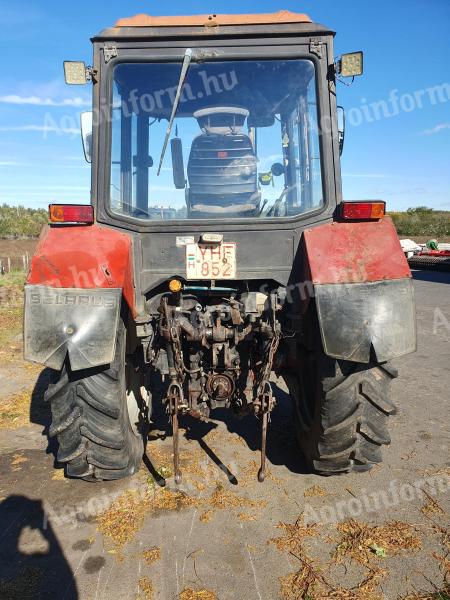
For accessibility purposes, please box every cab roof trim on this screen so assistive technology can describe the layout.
[94,20,334,41]
[114,10,312,28]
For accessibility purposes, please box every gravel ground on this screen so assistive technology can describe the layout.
[0,270,448,600]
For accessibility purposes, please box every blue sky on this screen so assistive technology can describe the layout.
[0,0,449,211]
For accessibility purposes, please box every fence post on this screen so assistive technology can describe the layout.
[7,257,11,273]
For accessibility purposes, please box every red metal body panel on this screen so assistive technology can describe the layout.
[303,217,411,284]
[27,224,135,314]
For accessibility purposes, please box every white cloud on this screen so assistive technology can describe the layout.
[0,160,23,166]
[0,124,79,135]
[0,94,90,107]
[0,153,90,169]
[420,123,450,136]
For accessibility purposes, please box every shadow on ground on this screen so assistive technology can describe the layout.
[29,368,59,464]
[148,375,308,483]
[0,495,78,599]
[29,362,307,484]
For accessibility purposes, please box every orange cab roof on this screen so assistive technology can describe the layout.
[115,10,312,28]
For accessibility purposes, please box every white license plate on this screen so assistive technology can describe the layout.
[185,242,236,280]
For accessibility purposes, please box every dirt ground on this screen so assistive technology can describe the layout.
[0,271,449,600]
[0,239,37,274]
[0,238,37,257]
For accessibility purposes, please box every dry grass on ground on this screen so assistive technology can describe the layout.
[141,547,161,565]
[269,514,320,555]
[0,390,33,429]
[0,270,26,288]
[333,519,422,565]
[271,516,387,600]
[400,589,450,600]
[138,576,154,599]
[97,482,267,552]
[304,485,327,497]
[268,514,445,600]
[279,565,386,600]
[97,488,199,550]
[178,588,217,600]
[0,304,22,345]
[0,281,25,366]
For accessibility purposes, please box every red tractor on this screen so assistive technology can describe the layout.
[24,11,416,482]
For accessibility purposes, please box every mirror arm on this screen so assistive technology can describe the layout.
[334,59,342,76]
[86,67,97,83]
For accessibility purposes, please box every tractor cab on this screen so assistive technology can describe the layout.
[63,11,365,230]
[62,10,365,233]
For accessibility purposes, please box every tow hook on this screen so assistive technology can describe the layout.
[256,381,275,482]
[167,381,185,484]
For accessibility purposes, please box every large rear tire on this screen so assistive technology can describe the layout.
[45,320,148,481]
[284,308,398,475]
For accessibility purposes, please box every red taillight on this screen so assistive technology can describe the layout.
[49,204,94,224]
[340,201,385,220]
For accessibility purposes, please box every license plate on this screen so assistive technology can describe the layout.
[185,242,236,280]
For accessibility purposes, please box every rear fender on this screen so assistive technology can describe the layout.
[302,218,416,363]
[24,224,135,371]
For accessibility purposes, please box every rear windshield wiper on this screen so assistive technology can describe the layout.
[157,48,193,176]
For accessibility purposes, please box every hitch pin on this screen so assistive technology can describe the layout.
[257,383,273,483]
[168,382,183,484]
[258,410,269,482]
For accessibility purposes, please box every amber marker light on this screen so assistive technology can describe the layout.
[169,279,183,293]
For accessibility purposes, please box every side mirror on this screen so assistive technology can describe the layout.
[337,106,345,155]
[80,111,93,163]
[271,162,284,177]
[337,52,363,77]
[171,138,186,189]
[64,61,89,85]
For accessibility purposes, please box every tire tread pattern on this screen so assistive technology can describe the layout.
[44,322,143,481]
[286,351,398,475]
[310,362,396,474]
